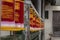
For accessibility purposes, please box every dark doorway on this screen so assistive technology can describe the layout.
[53,11,60,36]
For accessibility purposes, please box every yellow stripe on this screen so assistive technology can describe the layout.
[15,0,24,2]
[30,29,39,32]
[0,26,25,31]
[2,0,13,3]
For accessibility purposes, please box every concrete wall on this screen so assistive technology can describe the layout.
[45,5,53,40]
[45,5,60,40]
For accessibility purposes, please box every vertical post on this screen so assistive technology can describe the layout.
[39,30,42,40]
[38,0,42,40]
[42,0,45,20]
[38,0,45,40]
[24,0,31,40]
[0,0,2,40]
[40,0,45,40]
[38,0,41,17]
[43,0,45,40]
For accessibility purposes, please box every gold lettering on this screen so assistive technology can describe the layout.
[2,5,13,19]
[15,2,20,10]
[15,12,20,22]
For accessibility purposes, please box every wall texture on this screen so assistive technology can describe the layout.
[0,31,10,37]
[56,0,60,5]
